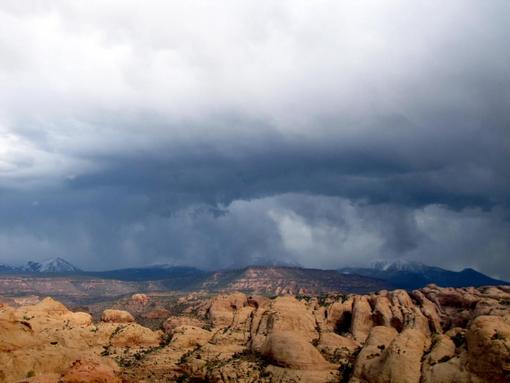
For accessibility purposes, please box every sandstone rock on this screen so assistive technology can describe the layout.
[250,296,319,353]
[60,359,120,383]
[371,294,393,327]
[205,359,266,383]
[422,355,472,383]
[265,296,318,341]
[30,297,69,315]
[130,293,150,305]
[262,331,333,370]
[107,323,161,347]
[69,312,93,327]
[325,296,353,333]
[426,334,455,365]
[465,315,510,382]
[317,332,360,364]
[247,295,271,309]
[0,316,38,351]
[169,325,213,348]
[265,364,341,383]
[352,326,398,382]
[421,334,466,383]
[411,290,442,333]
[16,374,60,383]
[101,309,134,323]
[479,286,510,300]
[351,296,374,342]
[353,327,427,383]
[208,292,248,327]
[377,328,428,383]
[211,304,253,346]
[140,308,170,319]
[2,286,510,383]
[163,316,205,334]
[318,332,359,353]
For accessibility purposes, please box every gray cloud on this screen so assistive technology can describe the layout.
[0,1,509,278]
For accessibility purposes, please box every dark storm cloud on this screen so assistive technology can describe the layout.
[0,1,509,277]
[65,110,509,211]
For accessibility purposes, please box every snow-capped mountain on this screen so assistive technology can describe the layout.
[339,259,508,289]
[368,259,441,273]
[0,263,20,273]
[23,258,81,273]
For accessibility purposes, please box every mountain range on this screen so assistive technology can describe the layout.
[0,257,81,273]
[339,259,509,290]
[0,257,507,298]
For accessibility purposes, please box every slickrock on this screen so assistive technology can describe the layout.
[318,332,359,354]
[140,308,171,319]
[17,373,61,383]
[0,299,124,382]
[250,296,319,353]
[101,309,135,323]
[262,332,333,370]
[465,314,510,382]
[353,328,427,383]
[351,295,374,342]
[324,296,353,333]
[425,334,456,365]
[2,285,510,383]
[163,315,205,334]
[376,328,428,383]
[208,292,248,327]
[169,325,212,348]
[60,359,120,383]
[351,326,399,382]
[107,323,162,347]
[411,290,442,333]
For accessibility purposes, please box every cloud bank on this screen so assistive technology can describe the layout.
[0,1,509,277]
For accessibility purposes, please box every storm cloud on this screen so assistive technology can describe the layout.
[0,1,509,278]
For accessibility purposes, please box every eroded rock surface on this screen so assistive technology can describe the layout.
[1,285,509,382]
[101,309,135,323]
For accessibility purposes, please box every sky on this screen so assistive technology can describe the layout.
[0,1,509,278]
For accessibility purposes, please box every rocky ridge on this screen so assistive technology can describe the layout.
[0,285,509,382]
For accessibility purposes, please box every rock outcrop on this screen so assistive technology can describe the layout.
[60,359,120,383]
[1,285,509,382]
[101,309,135,323]
[130,293,150,306]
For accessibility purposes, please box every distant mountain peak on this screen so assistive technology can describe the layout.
[369,259,429,272]
[24,257,81,273]
[339,260,508,290]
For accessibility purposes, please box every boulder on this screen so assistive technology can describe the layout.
[101,309,134,323]
[130,293,150,305]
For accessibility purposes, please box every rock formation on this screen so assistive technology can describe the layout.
[1,284,509,382]
[101,309,135,323]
